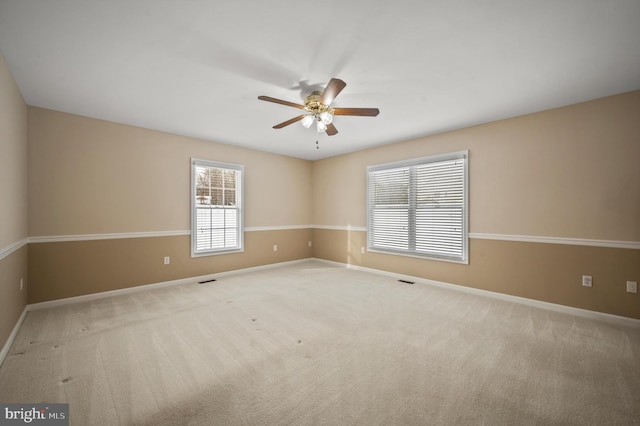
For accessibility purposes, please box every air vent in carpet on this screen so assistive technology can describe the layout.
[398,279,415,285]
[198,279,217,284]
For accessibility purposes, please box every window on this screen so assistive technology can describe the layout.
[191,159,243,256]
[367,151,468,263]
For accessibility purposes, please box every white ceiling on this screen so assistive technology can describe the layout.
[1,0,639,160]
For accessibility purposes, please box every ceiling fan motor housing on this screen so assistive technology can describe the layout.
[304,91,334,116]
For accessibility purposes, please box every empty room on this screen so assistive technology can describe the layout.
[1,1,639,425]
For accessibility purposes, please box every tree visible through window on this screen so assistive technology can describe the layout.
[191,159,243,256]
[367,151,468,263]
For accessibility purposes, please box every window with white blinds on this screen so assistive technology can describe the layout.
[191,159,244,257]
[367,151,468,263]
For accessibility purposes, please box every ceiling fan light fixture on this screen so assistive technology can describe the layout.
[301,115,314,128]
[319,111,333,125]
[316,120,327,132]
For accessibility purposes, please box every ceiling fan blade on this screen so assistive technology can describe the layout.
[273,115,306,129]
[321,78,346,105]
[258,96,305,109]
[326,123,338,136]
[333,107,380,117]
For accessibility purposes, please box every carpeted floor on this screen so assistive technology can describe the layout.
[1,261,639,425]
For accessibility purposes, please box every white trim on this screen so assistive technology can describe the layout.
[198,258,309,278]
[0,306,28,368]
[311,258,640,328]
[246,225,312,232]
[310,229,640,249]
[29,230,191,244]
[312,225,367,232]
[469,233,640,250]
[26,227,315,244]
[27,258,310,311]
[29,275,207,310]
[0,238,28,261]
[21,229,640,250]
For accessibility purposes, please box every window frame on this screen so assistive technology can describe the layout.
[191,158,244,257]
[366,151,468,264]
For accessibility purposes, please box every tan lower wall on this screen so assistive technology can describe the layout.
[312,229,640,320]
[22,227,640,319]
[28,229,312,303]
[0,247,29,349]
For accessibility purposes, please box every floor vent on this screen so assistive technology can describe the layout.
[398,279,415,285]
[198,279,217,284]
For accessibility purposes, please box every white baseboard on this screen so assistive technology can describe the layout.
[311,258,640,328]
[28,258,310,311]
[0,306,29,368]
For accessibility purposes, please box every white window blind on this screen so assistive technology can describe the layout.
[367,151,468,263]
[191,159,244,256]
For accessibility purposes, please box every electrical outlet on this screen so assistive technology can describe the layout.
[164,256,170,265]
[20,278,23,291]
[627,281,638,294]
[308,241,312,247]
[582,275,592,287]
[273,245,278,252]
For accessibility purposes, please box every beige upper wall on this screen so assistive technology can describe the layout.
[0,52,28,248]
[28,108,312,236]
[313,91,640,242]
[23,90,640,241]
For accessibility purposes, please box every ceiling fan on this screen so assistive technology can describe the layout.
[258,78,379,136]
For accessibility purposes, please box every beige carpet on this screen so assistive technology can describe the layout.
[1,261,639,425]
